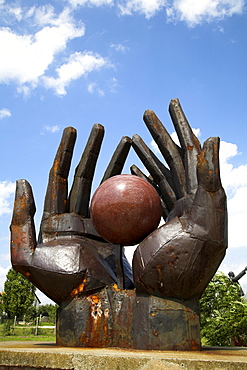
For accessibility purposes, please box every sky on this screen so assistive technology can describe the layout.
[0,0,246,305]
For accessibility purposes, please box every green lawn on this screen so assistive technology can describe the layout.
[0,322,56,342]
[0,335,55,341]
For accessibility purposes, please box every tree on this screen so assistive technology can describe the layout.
[2,268,36,319]
[38,304,58,323]
[200,272,247,346]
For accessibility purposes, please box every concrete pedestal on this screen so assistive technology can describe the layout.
[0,341,246,370]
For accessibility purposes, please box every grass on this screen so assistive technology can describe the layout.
[0,321,56,342]
[0,335,55,342]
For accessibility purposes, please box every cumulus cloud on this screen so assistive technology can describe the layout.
[118,0,166,18]
[0,1,245,97]
[75,0,244,23]
[43,51,110,95]
[0,5,85,93]
[219,141,247,250]
[67,0,114,7]
[166,0,245,26]
[0,181,15,216]
[0,108,11,120]
[0,264,10,292]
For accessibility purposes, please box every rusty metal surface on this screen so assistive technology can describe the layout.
[132,98,227,301]
[57,287,200,350]
[10,125,133,304]
[10,98,227,350]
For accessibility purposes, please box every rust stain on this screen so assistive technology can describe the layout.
[112,284,120,291]
[91,295,99,304]
[70,280,86,297]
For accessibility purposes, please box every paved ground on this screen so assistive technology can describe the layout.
[0,341,246,369]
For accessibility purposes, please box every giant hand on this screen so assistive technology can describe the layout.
[132,98,227,300]
[10,99,228,350]
[10,125,133,304]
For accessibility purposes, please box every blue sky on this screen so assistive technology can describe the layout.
[0,0,246,303]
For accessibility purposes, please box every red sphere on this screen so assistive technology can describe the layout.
[90,174,162,245]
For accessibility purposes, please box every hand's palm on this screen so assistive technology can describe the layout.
[131,99,227,299]
[11,125,133,303]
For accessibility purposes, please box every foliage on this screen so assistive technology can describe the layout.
[38,304,58,323]
[200,272,247,346]
[2,268,36,320]
[0,300,4,316]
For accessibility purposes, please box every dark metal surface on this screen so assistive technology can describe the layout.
[229,267,247,296]
[132,98,227,301]
[229,267,247,283]
[10,125,133,304]
[57,287,200,350]
[10,98,227,350]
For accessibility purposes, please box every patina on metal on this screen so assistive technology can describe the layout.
[10,98,228,350]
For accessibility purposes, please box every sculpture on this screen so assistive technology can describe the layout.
[10,99,227,350]
[229,267,247,296]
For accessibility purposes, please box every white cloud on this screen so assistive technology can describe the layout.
[118,0,166,18]
[44,125,60,133]
[67,0,114,7]
[0,2,245,98]
[219,141,247,196]
[218,140,247,250]
[110,43,129,53]
[0,181,15,216]
[0,108,11,120]
[16,85,31,98]
[66,0,244,23]
[227,187,247,249]
[0,6,85,93]
[8,6,22,21]
[43,51,110,95]
[108,77,119,92]
[87,82,105,96]
[166,0,245,26]
[0,265,10,292]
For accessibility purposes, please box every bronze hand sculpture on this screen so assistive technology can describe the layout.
[10,125,133,305]
[132,98,227,301]
[10,99,227,350]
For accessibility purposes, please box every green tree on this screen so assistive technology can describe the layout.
[38,304,58,323]
[200,272,247,346]
[2,268,36,319]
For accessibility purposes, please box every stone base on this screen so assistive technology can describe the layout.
[0,341,247,370]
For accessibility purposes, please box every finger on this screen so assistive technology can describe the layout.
[130,164,169,219]
[132,138,175,190]
[68,124,104,217]
[10,180,37,274]
[132,134,176,212]
[100,136,132,184]
[169,99,201,195]
[143,110,186,199]
[197,137,222,192]
[42,127,77,220]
